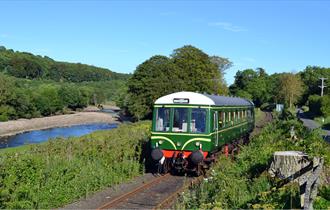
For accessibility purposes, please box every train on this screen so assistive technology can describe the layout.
[150,91,255,175]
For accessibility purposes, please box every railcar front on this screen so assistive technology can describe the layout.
[151,104,213,174]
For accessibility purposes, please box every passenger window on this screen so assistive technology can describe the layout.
[247,110,251,119]
[213,112,217,131]
[221,112,226,127]
[191,108,206,133]
[219,111,223,128]
[155,108,170,131]
[173,108,188,132]
[231,112,235,125]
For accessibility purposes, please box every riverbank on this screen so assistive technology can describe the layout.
[0,112,119,137]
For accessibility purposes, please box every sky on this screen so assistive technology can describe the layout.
[0,0,329,84]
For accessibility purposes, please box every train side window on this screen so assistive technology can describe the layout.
[227,111,231,125]
[155,108,170,131]
[222,112,226,127]
[219,112,226,128]
[231,111,235,125]
[213,111,217,131]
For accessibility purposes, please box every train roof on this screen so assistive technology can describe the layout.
[154,91,254,107]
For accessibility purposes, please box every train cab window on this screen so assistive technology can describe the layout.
[155,108,170,131]
[173,108,188,132]
[191,108,206,133]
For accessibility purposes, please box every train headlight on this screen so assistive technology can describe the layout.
[195,142,200,147]
[176,142,181,146]
[158,140,163,145]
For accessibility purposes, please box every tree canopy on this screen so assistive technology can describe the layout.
[0,46,129,82]
[123,45,230,120]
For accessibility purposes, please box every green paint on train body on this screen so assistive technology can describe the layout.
[151,104,255,154]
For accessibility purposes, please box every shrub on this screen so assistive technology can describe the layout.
[178,119,330,209]
[308,95,322,116]
[320,95,330,117]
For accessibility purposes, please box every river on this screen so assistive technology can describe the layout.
[0,123,118,149]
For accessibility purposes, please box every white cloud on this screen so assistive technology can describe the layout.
[208,22,247,32]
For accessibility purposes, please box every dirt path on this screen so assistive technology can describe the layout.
[0,112,119,137]
[251,111,273,137]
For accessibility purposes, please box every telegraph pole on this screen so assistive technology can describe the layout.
[319,78,327,97]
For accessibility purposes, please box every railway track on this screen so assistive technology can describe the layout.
[97,174,189,209]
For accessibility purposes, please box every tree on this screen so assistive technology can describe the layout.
[278,73,303,108]
[59,85,88,110]
[171,45,221,94]
[0,73,16,105]
[229,68,270,107]
[125,45,225,120]
[300,66,330,104]
[33,84,63,116]
[320,95,330,117]
[126,55,179,119]
[209,56,232,95]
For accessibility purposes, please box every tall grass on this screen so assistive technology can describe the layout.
[178,119,330,209]
[0,121,151,209]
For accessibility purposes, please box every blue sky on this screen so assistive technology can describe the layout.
[0,1,329,84]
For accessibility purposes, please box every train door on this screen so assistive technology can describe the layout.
[213,111,219,146]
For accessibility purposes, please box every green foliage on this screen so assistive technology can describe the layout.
[179,119,330,209]
[320,95,330,117]
[229,68,270,107]
[0,46,129,82]
[300,66,330,104]
[0,72,127,121]
[0,121,151,208]
[33,84,63,116]
[124,45,229,120]
[0,105,16,122]
[59,85,88,110]
[308,95,322,116]
[308,95,330,117]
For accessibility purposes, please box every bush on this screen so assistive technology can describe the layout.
[0,105,16,121]
[308,95,322,116]
[178,119,330,209]
[320,95,330,117]
[0,121,151,208]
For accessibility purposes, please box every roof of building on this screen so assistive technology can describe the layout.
[154,91,254,106]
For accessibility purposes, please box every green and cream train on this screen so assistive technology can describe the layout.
[150,91,255,174]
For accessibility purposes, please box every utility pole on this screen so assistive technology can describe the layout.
[319,78,327,97]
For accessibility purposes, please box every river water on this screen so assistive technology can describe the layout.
[0,123,118,149]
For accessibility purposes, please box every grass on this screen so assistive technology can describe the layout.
[178,119,330,209]
[314,116,330,129]
[0,121,151,209]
